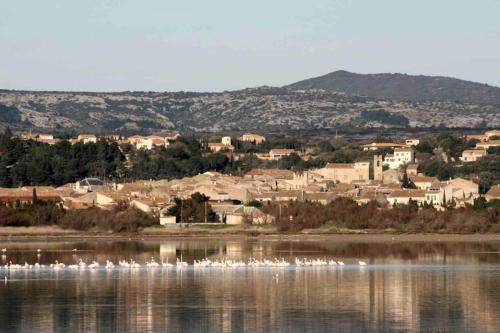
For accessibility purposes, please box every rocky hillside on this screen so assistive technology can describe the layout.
[287,70,500,105]
[0,77,499,134]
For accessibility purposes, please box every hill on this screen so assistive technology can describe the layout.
[1,72,499,134]
[287,70,500,105]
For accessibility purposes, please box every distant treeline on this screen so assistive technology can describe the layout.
[360,109,409,127]
[0,128,124,187]
[0,129,498,190]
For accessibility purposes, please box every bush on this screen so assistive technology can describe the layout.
[262,198,500,233]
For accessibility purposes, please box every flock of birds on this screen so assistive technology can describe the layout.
[1,248,368,274]
[1,256,367,271]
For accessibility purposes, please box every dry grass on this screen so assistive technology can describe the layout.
[0,226,82,236]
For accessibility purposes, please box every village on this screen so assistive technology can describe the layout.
[0,128,498,230]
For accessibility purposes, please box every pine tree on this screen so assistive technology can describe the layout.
[32,188,38,205]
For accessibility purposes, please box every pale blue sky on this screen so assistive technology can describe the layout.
[1,0,499,91]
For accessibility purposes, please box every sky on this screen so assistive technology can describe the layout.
[1,0,499,92]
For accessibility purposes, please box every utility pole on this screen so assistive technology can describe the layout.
[204,201,207,223]
[180,199,183,223]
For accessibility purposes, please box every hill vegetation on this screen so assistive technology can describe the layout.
[1,70,500,133]
[287,70,500,105]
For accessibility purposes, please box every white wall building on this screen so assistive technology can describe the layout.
[384,148,415,169]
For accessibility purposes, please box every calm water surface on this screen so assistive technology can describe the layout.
[1,237,500,332]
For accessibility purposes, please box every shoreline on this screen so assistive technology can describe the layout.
[1,226,500,242]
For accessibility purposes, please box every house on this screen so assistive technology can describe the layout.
[154,131,180,143]
[245,168,294,180]
[250,192,276,202]
[384,148,414,169]
[0,188,62,204]
[387,189,427,205]
[77,134,97,144]
[103,135,122,142]
[465,134,488,142]
[67,191,116,209]
[128,135,167,150]
[130,197,171,213]
[476,140,500,150]
[460,149,487,162]
[127,135,145,146]
[410,175,439,190]
[274,190,303,202]
[441,178,479,205]
[415,153,432,164]
[160,215,177,225]
[226,206,273,225]
[304,192,337,205]
[269,149,296,160]
[315,162,370,183]
[211,205,271,225]
[208,136,234,153]
[75,178,106,193]
[485,185,500,201]
[238,133,266,144]
[382,169,402,185]
[362,142,408,151]
[404,138,420,146]
[208,143,234,153]
[425,188,443,206]
[211,204,242,223]
[406,164,419,176]
[485,130,500,139]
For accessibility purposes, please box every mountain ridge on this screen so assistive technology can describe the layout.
[0,71,499,134]
[286,70,500,105]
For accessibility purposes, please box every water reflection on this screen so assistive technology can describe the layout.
[1,238,500,332]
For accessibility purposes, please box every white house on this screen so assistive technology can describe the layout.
[460,149,487,162]
[384,148,415,169]
[387,189,427,205]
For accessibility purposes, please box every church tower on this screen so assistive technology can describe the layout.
[373,154,383,181]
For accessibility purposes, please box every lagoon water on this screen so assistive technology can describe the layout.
[1,237,500,332]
